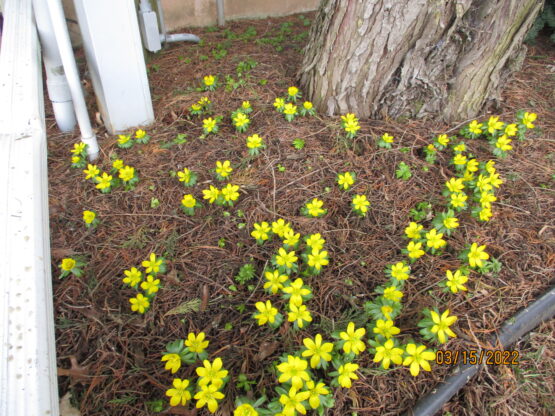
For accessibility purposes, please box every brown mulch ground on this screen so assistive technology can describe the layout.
[47,14,555,416]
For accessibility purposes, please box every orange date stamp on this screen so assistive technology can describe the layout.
[435,349,519,366]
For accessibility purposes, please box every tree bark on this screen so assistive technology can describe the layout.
[298,0,544,122]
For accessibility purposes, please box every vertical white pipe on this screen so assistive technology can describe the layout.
[45,0,99,160]
[216,0,225,26]
[33,0,77,132]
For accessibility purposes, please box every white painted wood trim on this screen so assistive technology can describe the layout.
[0,0,59,415]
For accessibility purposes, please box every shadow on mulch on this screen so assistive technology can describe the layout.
[46,14,555,416]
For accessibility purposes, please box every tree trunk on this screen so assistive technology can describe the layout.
[298,0,544,122]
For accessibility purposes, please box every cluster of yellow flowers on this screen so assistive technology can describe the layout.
[190,96,212,116]
[335,171,372,217]
[273,86,315,122]
[117,129,150,149]
[123,253,165,314]
[83,158,139,193]
[202,183,240,207]
[69,142,88,169]
[340,113,360,139]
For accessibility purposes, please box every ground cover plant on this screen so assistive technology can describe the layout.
[48,14,555,416]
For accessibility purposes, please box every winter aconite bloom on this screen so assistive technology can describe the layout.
[467,243,489,268]
[203,185,220,203]
[443,216,459,230]
[83,164,100,180]
[373,319,400,339]
[446,270,468,293]
[234,404,258,416]
[61,258,76,271]
[194,384,225,413]
[246,134,264,150]
[203,117,217,133]
[275,248,298,269]
[181,194,197,209]
[142,253,163,274]
[129,293,150,313]
[425,228,446,250]
[383,286,403,302]
[468,120,483,135]
[161,353,182,374]
[340,322,366,355]
[302,333,333,368]
[407,241,425,259]
[254,300,278,326]
[305,233,325,251]
[178,168,192,183]
[279,387,310,416]
[251,222,271,242]
[273,97,285,111]
[352,194,370,214]
[264,270,288,294]
[288,303,312,328]
[185,332,209,353]
[403,344,435,377]
[374,339,404,369]
[391,262,410,280]
[215,160,233,178]
[95,172,113,191]
[337,362,359,388]
[305,380,329,409]
[446,178,465,193]
[283,278,310,306]
[203,75,215,86]
[487,116,504,134]
[277,355,310,389]
[496,135,512,151]
[287,86,299,98]
[166,378,192,407]
[405,222,423,239]
[437,134,450,146]
[522,112,537,129]
[123,267,142,287]
[271,218,291,237]
[305,198,326,217]
[233,112,250,130]
[453,154,467,166]
[283,229,301,247]
[307,250,329,271]
[83,210,96,224]
[140,275,160,295]
[430,309,458,343]
[119,166,135,182]
[337,172,355,190]
[450,192,468,208]
[196,357,228,387]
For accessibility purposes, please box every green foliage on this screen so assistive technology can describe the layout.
[292,138,306,150]
[395,162,412,180]
[234,263,256,285]
[410,202,433,222]
[525,0,555,44]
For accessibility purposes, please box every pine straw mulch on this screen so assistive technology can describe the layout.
[46,14,555,416]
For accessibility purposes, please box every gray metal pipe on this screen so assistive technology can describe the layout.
[216,0,225,27]
[408,286,555,416]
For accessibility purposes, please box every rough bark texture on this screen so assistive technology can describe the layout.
[298,0,544,121]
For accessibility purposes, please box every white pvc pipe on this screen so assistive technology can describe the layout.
[216,0,225,26]
[45,0,99,160]
[33,0,77,132]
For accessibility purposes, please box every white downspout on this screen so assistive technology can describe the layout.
[33,0,77,132]
[45,0,99,161]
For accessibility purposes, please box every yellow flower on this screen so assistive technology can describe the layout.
[161,353,182,374]
[71,142,86,155]
[135,129,147,139]
[340,322,366,355]
[427,144,436,152]
[489,172,503,188]
[202,185,220,203]
[215,160,233,178]
[341,113,358,123]
[288,86,299,97]
[454,143,466,152]
[277,355,310,389]
[383,286,403,302]
[254,300,278,325]
[479,207,492,221]
[466,158,479,172]
[287,303,312,328]
[522,112,537,129]
[95,172,113,190]
[407,241,425,259]
[437,134,449,146]
[246,134,263,149]
[307,250,329,270]
[282,229,300,247]
[468,120,483,135]
[123,267,142,286]
[445,269,468,293]
[504,123,517,136]
[203,117,217,133]
[264,270,288,294]
[450,192,467,208]
[283,103,297,115]
[203,75,215,86]
[405,222,423,239]
[177,168,192,183]
[487,116,504,134]
[283,278,310,306]
[430,309,458,343]
[196,357,228,387]
[391,262,410,280]
[374,339,404,369]
[480,191,497,208]
[476,174,493,192]
[112,159,124,170]
[71,156,81,164]
[83,164,100,179]
[271,219,291,237]
[60,258,76,271]
[166,378,191,407]
[118,166,135,182]
[241,101,251,110]
[83,210,96,224]
[353,195,370,214]
[443,216,459,229]
[233,112,250,127]
[303,101,313,110]
[181,194,197,208]
[142,252,163,274]
[191,103,202,111]
[453,154,467,165]
[344,120,360,134]
[468,243,489,267]
[140,274,160,295]
[403,344,435,376]
[305,380,329,409]
[194,384,225,413]
[273,97,285,110]
[251,221,271,241]
[425,228,446,250]
[117,134,131,145]
[305,233,325,251]
[222,183,240,202]
[279,387,310,416]
[381,305,394,319]
[305,198,325,217]
[129,293,150,313]
[302,334,333,368]
[446,177,465,193]
[382,133,394,143]
[234,404,258,416]
[373,319,400,339]
[337,362,359,388]
[185,332,209,353]
[485,160,496,174]
[337,172,355,190]
[496,135,512,151]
